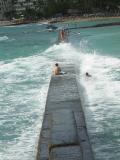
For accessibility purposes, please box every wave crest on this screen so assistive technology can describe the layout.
[0,36,9,41]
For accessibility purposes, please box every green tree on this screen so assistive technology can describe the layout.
[24,8,37,20]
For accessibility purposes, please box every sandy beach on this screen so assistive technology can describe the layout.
[61,16,120,23]
[0,16,120,27]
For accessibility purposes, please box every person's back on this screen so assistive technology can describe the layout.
[53,63,61,75]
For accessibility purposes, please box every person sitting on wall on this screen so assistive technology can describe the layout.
[52,63,62,75]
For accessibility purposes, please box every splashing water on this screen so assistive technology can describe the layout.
[0,54,52,160]
[0,22,120,160]
[74,47,120,160]
[0,36,9,41]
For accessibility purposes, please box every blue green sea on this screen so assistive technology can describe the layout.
[0,18,120,160]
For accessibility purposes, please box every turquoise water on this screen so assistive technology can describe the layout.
[0,19,120,160]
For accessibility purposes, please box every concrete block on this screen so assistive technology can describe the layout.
[42,114,51,130]
[49,110,78,148]
[51,109,75,125]
[46,100,82,112]
[41,129,50,140]
[77,127,89,142]
[77,127,94,160]
[82,141,94,160]
[37,142,49,160]
[74,111,86,127]
[37,64,94,160]
[50,146,82,160]
[47,75,80,102]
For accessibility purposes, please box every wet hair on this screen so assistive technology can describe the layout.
[55,63,58,66]
[86,72,89,76]
[86,72,91,77]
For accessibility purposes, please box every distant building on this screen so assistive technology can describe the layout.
[0,0,12,20]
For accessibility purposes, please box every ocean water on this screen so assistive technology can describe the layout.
[0,19,120,160]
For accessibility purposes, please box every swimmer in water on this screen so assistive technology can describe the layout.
[86,72,92,77]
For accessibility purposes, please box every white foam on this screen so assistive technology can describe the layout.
[0,54,52,160]
[44,42,78,63]
[0,36,9,41]
[0,83,49,160]
[76,47,120,159]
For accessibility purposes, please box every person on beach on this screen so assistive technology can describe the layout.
[52,63,62,75]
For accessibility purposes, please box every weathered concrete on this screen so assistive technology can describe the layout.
[36,64,94,160]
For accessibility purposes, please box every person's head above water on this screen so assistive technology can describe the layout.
[86,72,92,77]
[55,63,59,66]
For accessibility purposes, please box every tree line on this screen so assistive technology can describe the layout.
[5,0,120,20]
[44,0,120,17]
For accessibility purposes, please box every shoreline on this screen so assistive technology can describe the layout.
[0,16,120,27]
[61,16,120,23]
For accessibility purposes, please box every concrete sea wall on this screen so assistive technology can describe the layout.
[36,64,94,160]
